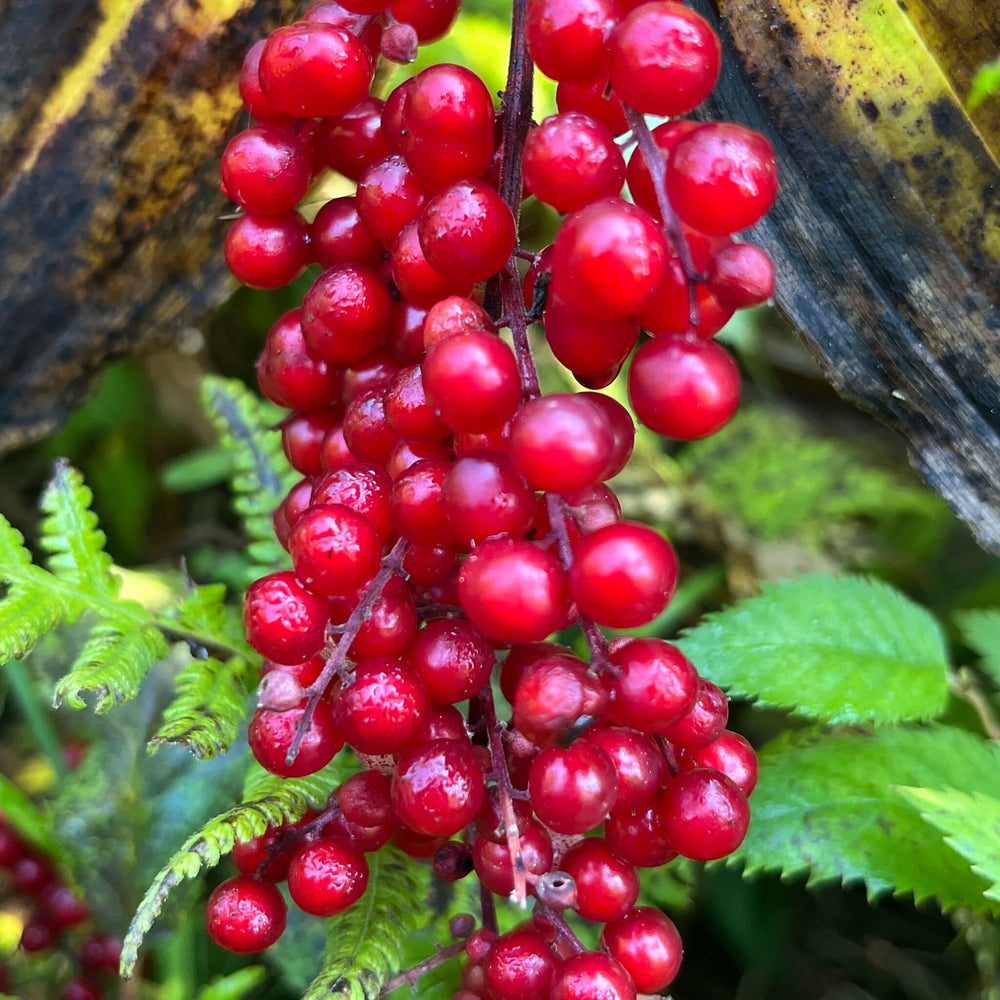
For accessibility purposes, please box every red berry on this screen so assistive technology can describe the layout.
[62,979,102,1000]
[578,726,666,811]
[662,678,729,749]
[331,657,430,753]
[257,309,340,411]
[221,125,311,215]
[677,730,758,797]
[601,907,683,993]
[458,538,570,643]
[483,929,559,1000]
[423,295,494,350]
[609,3,720,116]
[550,952,636,1000]
[510,393,614,494]
[205,875,287,953]
[605,638,698,733]
[390,457,455,547]
[310,197,385,270]
[389,0,460,41]
[259,21,373,119]
[560,837,639,922]
[666,123,778,236]
[442,451,535,546]
[287,837,369,916]
[472,821,554,897]
[707,243,776,309]
[224,211,309,289]
[528,741,618,834]
[357,154,429,247]
[418,181,516,285]
[422,331,522,433]
[526,0,616,83]
[408,618,495,704]
[569,522,678,628]
[38,883,89,930]
[556,77,628,135]
[288,503,382,597]
[313,98,390,182]
[658,768,750,860]
[605,799,678,868]
[249,699,343,778]
[392,738,486,836]
[513,654,604,747]
[524,112,625,213]
[550,198,667,320]
[301,265,393,365]
[244,571,331,666]
[391,220,473,308]
[239,39,295,126]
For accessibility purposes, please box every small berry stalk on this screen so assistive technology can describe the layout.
[217,0,775,992]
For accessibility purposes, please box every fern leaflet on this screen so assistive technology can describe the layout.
[301,848,428,1000]
[122,757,351,977]
[201,376,295,583]
[149,656,255,759]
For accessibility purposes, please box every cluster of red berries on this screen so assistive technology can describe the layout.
[212,0,776,994]
[1,814,122,1000]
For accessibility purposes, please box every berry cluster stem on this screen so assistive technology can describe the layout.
[377,939,469,997]
[287,536,411,765]
[622,104,702,329]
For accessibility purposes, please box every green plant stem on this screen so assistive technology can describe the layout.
[948,667,1000,740]
[5,659,68,779]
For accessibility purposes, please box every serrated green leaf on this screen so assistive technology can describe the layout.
[954,608,1000,687]
[0,773,66,862]
[301,847,428,1000]
[733,725,1000,911]
[37,459,119,597]
[149,656,255,759]
[122,756,351,977]
[168,584,230,636]
[201,377,295,584]
[196,966,268,1000]
[676,575,949,724]
[54,622,169,712]
[895,786,1000,903]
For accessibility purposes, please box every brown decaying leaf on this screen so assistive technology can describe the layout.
[691,0,1000,551]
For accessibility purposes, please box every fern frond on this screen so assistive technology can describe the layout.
[0,583,68,661]
[54,621,170,712]
[302,848,429,1000]
[148,656,255,759]
[122,756,350,977]
[201,377,294,582]
[37,459,120,597]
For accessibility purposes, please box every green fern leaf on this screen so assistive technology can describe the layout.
[201,377,294,582]
[733,725,1000,911]
[37,459,119,597]
[121,756,350,977]
[0,583,68,661]
[301,847,428,1000]
[54,622,170,712]
[148,656,255,759]
[676,575,950,724]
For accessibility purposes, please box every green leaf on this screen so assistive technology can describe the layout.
[0,773,65,862]
[195,966,268,1000]
[895,786,1000,903]
[148,656,255,759]
[121,756,350,977]
[37,459,119,598]
[968,54,1000,111]
[54,621,170,712]
[954,608,1000,687]
[201,376,294,584]
[676,575,950,724]
[301,847,428,1000]
[733,725,1000,911]
[0,581,68,662]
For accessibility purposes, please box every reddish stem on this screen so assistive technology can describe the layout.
[285,537,410,766]
[622,104,702,330]
[377,939,469,997]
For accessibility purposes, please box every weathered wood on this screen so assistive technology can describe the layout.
[690,0,1000,550]
[0,0,296,450]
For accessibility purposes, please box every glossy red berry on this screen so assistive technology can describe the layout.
[528,741,618,834]
[561,837,639,922]
[458,538,570,643]
[666,122,778,235]
[569,522,678,628]
[658,767,750,860]
[609,2,720,116]
[301,265,392,365]
[391,220,473,308]
[605,638,698,733]
[472,820,554,897]
[526,0,616,83]
[524,112,625,213]
[550,951,636,1000]
[244,571,330,665]
[404,63,495,143]
[357,154,429,247]
[662,678,729,749]
[221,125,311,217]
[628,334,740,440]
[224,211,309,289]
[390,0,460,42]
[677,730,758,797]
[239,39,295,126]
[408,618,495,704]
[287,837,369,916]
[259,21,373,118]
[205,875,287,953]
[707,243,776,309]
[483,929,559,1000]
[513,653,604,747]
[313,98,390,181]
[417,181,516,285]
[442,451,535,546]
[249,699,344,777]
[288,503,382,596]
[601,907,683,993]
[392,738,486,836]
[579,726,666,811]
